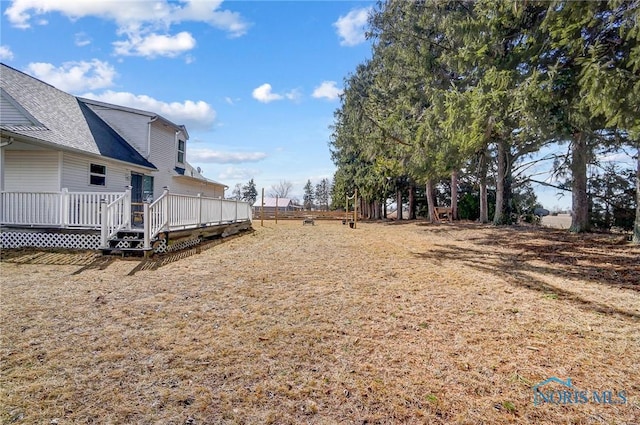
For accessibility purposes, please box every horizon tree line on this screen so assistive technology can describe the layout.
[328,0,639,243]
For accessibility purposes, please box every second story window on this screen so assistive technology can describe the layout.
[89,163,106,186]
[177,139,185,163]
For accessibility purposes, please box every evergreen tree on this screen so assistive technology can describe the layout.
[315,178,331,211]
[241,178,257,205]
[303,180,314,210]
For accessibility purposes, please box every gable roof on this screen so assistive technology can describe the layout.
[79,96,188,139]
[0,63,155,170]
[174,162,227,188]
[253,197,300,208]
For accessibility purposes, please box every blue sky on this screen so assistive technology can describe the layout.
[2,0,633,210]
[0,0,375,200]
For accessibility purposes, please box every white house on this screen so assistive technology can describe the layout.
[80,97,226,201]
[0,63,250,252]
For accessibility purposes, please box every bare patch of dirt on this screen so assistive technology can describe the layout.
[1,221,639,424]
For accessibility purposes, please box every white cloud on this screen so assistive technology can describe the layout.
[0,45,14,60]
[252,84,301,103]
[218,166,260,180]
[74,32,91,47]
[113,31,196,58]
[224,96,239,105]
[5,0,249,58]
[26,59,116,92]
[334,7,371,47]
[312,81,343,100]
[82,90,216,131]
[189,149,267,164]
[252,83,283,103]
[285,88,302,102]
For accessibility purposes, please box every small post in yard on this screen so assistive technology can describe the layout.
[260,188,265,227]
[100,199,108,248]
[345,193,348,223]
[275,195,278,224]
[354,188,358,229]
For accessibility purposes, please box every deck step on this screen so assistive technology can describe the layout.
[108,247,153,252]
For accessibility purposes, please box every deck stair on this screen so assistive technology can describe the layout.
[102,229,153,255]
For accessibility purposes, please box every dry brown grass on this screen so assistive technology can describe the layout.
[1,221,639,424]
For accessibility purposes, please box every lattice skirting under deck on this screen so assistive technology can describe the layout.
[166,236,201,253]
[1,230,101,250]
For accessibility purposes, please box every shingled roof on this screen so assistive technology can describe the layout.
[0,63,155,170]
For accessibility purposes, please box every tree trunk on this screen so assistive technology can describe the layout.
[409,184,416,220]
[634,149,639,244]
[396,188,403,220]
[493,141,513,225]
[426,180,436,223]
[451,170,458,221]
[570,132,590,232]
[479,149,489,223]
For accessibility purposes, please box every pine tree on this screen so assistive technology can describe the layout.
[303,180,314,210]
[241,178,257,205]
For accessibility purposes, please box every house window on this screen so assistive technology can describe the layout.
[89,163,106,186]
[143,175,154,202]
[177,139,185,163]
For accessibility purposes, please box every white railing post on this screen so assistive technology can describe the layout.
[143,201,151,250]
[197,193,203,226]
[124,186,132,229]
[162,187,169,231]
[100,199,108,248]
[60,188,69,227]
[219,196,223,224]
[235,198,238,222]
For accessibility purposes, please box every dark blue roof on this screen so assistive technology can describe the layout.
[78,100,156,169]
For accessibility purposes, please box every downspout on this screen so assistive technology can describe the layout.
[147,116,158,159]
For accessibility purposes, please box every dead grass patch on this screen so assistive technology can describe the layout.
[1,221,639,424]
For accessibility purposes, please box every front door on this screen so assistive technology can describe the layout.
[131,173,144,225]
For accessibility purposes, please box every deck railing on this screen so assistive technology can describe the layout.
[2,188,252,250]
[144,189,252,249]
[1,189,124,228]
[100,191,131,248]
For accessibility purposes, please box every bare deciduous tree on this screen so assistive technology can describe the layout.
[269,180,293,198]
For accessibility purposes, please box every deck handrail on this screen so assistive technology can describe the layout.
[1,189,125,228]
[143,190,252,249]
[100,190,131,248]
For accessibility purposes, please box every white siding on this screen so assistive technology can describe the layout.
[61,152,143,193]
[1,94,33,125]
[4,150,59,191]
[170,178,223,198]
[147,123,177,197]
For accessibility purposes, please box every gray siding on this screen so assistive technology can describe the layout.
[88,106,150,156]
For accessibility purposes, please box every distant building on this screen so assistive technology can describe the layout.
[252,197,302,214]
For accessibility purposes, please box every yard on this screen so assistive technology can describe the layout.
[1,220,639,424]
